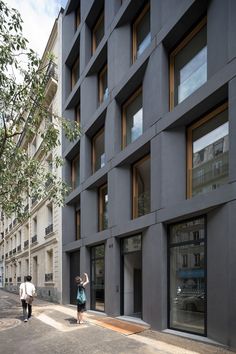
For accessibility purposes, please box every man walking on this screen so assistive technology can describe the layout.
[19,275,36,322]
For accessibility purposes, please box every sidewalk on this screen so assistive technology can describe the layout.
[1,289,236,354]
[32,296,235,354]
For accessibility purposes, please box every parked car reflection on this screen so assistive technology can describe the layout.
[174,293,205,312]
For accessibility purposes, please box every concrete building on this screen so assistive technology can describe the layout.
[61,0,236,347]
[0,11,63,303]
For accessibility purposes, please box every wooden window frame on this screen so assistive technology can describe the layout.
[132,154,150,219]
[92,128,105,174]
[98,184,108,231]
[75,104,80,123]
[75,209,81,240]
[71,56,80,89]
[92,11,104,55]
[169,17,207,111]
[122,87,142,149]
[98,64,108,104]
[132,3,150,63]
[186,102,228,199]
[72,154,80,189]
[75,6,80,30]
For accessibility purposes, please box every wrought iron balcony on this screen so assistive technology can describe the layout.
[45,224,53,236]
[24,240,29,248]
[45,273,53,282]
[31,235,37,244]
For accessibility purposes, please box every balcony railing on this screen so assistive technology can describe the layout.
[45,273,53,282]
[13,248,16,254]
[45,224,53,236]
[24,240,29,248]
[31,235,37,244]
[17,245,21,252]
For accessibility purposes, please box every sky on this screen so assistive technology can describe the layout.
[5,0,68,57]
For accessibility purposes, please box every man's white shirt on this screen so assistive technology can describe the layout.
[19,282,36,300]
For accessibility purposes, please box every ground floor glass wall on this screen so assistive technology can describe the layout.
[121,235,142,318]
[91,244,105,312]
[169,217,206,335]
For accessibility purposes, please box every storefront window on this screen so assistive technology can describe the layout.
[169,217,206,335]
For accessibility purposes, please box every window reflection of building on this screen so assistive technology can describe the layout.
[188,104,229,197]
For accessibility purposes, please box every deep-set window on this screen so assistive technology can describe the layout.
[75,209,81,240]
[92,128,105,173]
[132,155,150,218]
[187,103,229,198]
[92,11,104,54]
[132,3,151,62]
[169,217,206,335]
[98,64,108,104]
[75,104,80,123]
[170,17,207,109]
[122,88,143,149]
[71,56,80,89]
[98,184,108,231]
[75,6,80,30]
[72,154,80,189]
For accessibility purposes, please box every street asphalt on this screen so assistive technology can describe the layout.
[0,289,235,354]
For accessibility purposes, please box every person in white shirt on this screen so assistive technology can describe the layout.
[19,275,36,322]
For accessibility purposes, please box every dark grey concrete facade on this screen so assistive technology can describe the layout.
[61,0,236,347]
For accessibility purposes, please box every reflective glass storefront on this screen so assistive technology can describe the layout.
[169,217,206,335]
[91,244,105,312]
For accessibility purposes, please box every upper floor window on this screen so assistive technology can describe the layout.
[170,17,207,110]
[122,88,143,149]
[75,104,80,123]
[98,64,108,104]
[72,154,80,189]
[75,208,81,240]
[75,6,80,30]
[132,155,150,218]
[92,128,105,173]
[92,11,104,54]
[187,103,229,198]
[132,3,151,62]
[71,56,80,89]
[98,184,108,231]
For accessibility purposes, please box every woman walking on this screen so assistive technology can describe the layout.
[75,273,89,324]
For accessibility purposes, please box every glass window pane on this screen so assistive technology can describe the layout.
[133,157,150,218]
[122,235,141,253]
[125,92,143,146]
[93,14,104,52]
[191,109,229,196]
[170,218,205,244]
[174,25,207,105]
[136,8,151,58]
[169,218,205,335]
[99,185,108,231]
[72,157,80,189]
[93,130,105,172]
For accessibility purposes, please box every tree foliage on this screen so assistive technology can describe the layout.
[0,0,80,220]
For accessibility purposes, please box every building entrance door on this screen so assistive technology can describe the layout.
[121,235,142,318]
[70,251,80,305]
[91,244,105,312]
